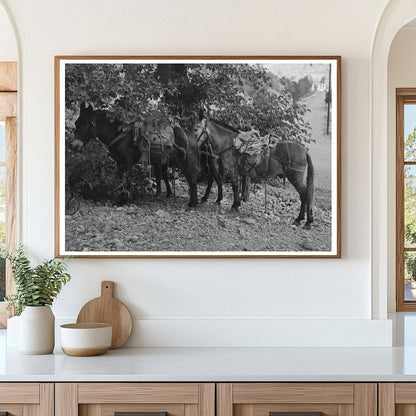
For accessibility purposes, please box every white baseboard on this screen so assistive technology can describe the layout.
[54,317,392,348]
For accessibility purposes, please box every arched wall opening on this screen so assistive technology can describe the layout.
[372,0,416,319]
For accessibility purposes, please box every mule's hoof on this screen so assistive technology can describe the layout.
[303,223,312,230]
[215,199,222,205]
[166,193,172,199]
[201,197,208,203]
[155,192,161,198]
[293,220,301,227]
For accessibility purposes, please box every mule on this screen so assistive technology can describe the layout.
[192,117,241,210]
[241,141,315,228]
[73,102,172,202]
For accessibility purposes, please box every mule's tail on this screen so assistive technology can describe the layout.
[306,152,315,208]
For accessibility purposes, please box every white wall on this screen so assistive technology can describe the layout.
[387,26,416,312]
[0,3,16,61]
[0,0,393,347]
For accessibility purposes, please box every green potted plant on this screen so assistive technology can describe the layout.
[5,246,71,354]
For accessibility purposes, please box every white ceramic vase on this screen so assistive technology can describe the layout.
[19,306,55,354]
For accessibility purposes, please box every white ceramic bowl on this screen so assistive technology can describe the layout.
[60,323,112,356]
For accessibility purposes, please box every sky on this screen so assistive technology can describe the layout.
[405,104,416,139]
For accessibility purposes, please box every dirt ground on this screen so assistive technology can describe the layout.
[65,177,332,253]
[65,90,334,254]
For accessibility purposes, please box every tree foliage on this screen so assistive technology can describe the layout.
[405,127,416,247]
[65,63,312,142]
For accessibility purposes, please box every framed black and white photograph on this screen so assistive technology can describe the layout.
[55,56,341,258]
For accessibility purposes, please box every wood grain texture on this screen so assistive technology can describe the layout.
[397,93,407,311]
[55,383,78,416]
[217,384,233,416]
[0,383,39,403]
[396,405,416,416]
[252,404,338,416]
[337,404,353,416]
[232,383,353,404]
[0,92,16,120]
[185,403,199,416]
[62,346,109,357]
[5,116,17,293]
[353,383,377,416]
[395,383,416,403]
[0,62,17,91]
[379,383,395,416]
[77,281,133,348]
[79,404,101,416]
[39,383,54,416]
[54,56,61,258]
[78,383,199,404]
[199,384,215,416]
[0,116,17,327]
[0,405,24,416]
[23,404,39,416]
[100,403,184,416]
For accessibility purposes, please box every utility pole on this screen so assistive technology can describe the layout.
[326,63,332,135]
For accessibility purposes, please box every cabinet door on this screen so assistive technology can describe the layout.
[0,383,53,416]
[217,383,377,416]
[379,383,416,416]
[55,383,215,416]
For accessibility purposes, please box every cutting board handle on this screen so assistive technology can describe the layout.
[101,281,115,298]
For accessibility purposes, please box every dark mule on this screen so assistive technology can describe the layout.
[242,141,315,229]
[73,103,173,202]
[73,102,141,203]
[139,117,176,198]
[192,118,241,210]
[141,115,223,207]
[172,126,199,207]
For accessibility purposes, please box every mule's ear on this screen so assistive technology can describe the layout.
[80,102,86,112]
[87,103,94,113]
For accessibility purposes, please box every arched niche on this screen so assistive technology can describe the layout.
[372,0,416,319]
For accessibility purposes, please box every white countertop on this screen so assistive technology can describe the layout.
[2,313,416,382]
[2,346,416,382]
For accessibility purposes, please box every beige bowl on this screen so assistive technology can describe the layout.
[60,323,112,356]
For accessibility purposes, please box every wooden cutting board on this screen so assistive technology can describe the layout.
[76,281,133,349]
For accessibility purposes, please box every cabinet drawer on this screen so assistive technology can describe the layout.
[218,383,376,416]
[0,383,53,415]
[56,383,215,416]
[379,383,416,415]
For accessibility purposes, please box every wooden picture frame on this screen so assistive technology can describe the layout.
[55,56,341,258]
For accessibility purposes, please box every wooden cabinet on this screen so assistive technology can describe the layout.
[379,383,416,416]
[0,383,53,416]
[55,383,215,416]
[0,380,411,416]
[217,383,377,416]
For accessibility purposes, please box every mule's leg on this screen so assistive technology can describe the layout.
[241,175,251,202]
[154,165,162,197]
[294,193,306,226]
[161,164,172,198]
[303,207,314,229]
[211,163,223,204]
[188,181,198,207]
[201,175,213,203]
[230,175,241,211]
[288,171,307,226]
